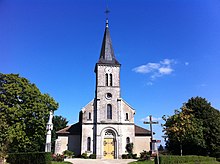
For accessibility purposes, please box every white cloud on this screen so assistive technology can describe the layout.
[185,62,189,66]
[133,59,176,81]
[146,82,153,86]
[141,116,162,122]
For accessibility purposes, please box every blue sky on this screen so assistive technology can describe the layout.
[1,0,220,145]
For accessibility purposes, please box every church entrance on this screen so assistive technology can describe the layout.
[103,138,114,159]
[103,130,116,159]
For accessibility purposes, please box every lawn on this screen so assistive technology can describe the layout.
[51,162,72,164]
[129,160,220,164]
[129,160,154,164]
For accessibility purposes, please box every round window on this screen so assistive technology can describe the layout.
[106,93,112,99]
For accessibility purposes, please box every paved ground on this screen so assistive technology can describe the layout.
[65,158,137,164]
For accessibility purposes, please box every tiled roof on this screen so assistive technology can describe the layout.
[56,122,81,135]
[135,124,152,136]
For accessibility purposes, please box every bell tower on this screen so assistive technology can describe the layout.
[94,18,121,123]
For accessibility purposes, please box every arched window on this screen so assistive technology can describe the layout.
[105,74,108,86]
[88,112,91,120]
[126,137,130,144]
[87,137,91,151]
[110,74,113,86]
[107,104,112,119]
[126,113,129,120]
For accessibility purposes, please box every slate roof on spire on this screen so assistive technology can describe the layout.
[97,19,120,65]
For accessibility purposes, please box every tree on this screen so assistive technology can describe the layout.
[0,73,58,153]
[163,97,220,157]
[51,115,68,152]
[163,105,205,155]
[186,97,220,156]
[158,144,164,151]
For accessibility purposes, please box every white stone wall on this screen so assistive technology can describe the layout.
[96,65,120,87]
[133,136,151,156]
[81,124,94,155]
[82,100,95,123]
[55,136,68,154]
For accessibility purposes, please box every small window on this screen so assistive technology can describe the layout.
[126,137,130,144]
[88,112,91,120]
[110,74,113,86]
[87,137,91,151]
[107,104,112,119]
[126,113,129,120]
[105,74,108,86]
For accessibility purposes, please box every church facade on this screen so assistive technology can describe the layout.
[55,19,151,159]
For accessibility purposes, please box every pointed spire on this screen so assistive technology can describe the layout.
[97,17,120,65]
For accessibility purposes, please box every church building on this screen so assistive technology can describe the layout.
[55,18,152,159]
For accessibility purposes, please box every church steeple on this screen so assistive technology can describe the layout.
[97,19,120,65]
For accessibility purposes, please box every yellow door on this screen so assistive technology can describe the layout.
[103,138,114,159]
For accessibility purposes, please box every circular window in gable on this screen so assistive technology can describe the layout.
[106,93,112,99]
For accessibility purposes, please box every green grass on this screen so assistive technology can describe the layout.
[129,160,220,164]
[129,160,154,164]
[51,162,72,164]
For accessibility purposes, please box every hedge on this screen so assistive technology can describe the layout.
[6,152,52,164]
[154,155,216,164]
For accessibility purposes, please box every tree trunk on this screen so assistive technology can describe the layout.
[180,144,183,156]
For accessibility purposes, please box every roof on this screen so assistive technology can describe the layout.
[56,122,81,135]
[135,124,152,136]
[57,123,152,137]
[97,19,120,65]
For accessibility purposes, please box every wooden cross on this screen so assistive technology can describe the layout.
[143,115,158,151]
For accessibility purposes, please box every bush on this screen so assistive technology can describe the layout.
[139,150,150,161]
[122,154,128,159]
[132,154,138,159]
[52,154,64,162]
[63,150,74,158]
[154,155,217,164]
[89,154,96,159]
[6,152,52,164]
[81,152,88,159]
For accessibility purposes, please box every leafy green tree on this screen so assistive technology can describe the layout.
[163,105,205,155]
[186,97,220,156]
[51,115,68,152]
[0,73,58,153]
[163,97,220,157]
[158,144,164,151]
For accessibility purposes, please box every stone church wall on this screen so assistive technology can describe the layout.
[134,136,151,156]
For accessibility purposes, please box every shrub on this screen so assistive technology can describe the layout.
[81,152,88,159]
[122,154,128,159]
[52,154,64,161]
[132,154,138,159]
[126,143,133,154]
[154,155,216,164]
[63,150,74,158]
[139,150,150,161]
[6,152,52,164]
[89,154,96,159]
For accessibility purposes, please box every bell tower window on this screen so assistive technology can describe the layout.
[105,74,108,86]
[107,104,112,119]
[110,74,113,86]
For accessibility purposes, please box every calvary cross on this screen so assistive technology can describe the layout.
[143,115,159,151]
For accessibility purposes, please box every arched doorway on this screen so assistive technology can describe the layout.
[103,130,116,159]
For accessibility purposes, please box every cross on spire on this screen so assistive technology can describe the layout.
[105,7,110,27]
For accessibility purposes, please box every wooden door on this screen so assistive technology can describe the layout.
[103,138,114,159]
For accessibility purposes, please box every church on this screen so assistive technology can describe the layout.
[55,18,152,159]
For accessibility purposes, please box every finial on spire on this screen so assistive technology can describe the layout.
[105,7,110,28]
